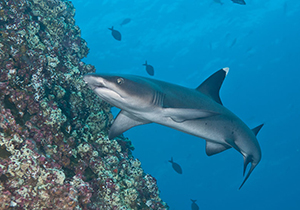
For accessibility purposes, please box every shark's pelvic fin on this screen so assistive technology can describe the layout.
[205,141,231,156]
[196,67,229,105]
[164,108,218,123]
[108,110,150,139]
[252,124,264,136]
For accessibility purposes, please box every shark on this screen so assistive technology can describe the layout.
[83,68,263,189]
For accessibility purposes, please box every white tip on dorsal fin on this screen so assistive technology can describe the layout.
[223,67,229,75]
[196,68,229,105]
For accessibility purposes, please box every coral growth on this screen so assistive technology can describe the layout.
[0,0,168,209]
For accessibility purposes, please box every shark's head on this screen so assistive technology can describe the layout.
[83,73,160,111]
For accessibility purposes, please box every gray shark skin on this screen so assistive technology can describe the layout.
[83,68,263,189]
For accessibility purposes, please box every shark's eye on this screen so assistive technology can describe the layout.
[116,78,124,85]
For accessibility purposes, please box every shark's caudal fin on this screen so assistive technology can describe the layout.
[196,67,229,105]
[239,160,257,189]
[239,124,264,189]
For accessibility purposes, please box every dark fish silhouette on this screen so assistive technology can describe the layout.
[169,157,182,174]
[191,199,199,210]
[143,61,154,76]
[120,18,131,26]
[108,26,121,41]
[231,0,246,5]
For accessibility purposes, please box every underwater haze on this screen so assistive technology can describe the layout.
[72,0,300,209]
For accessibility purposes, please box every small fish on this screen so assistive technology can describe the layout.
[191,199,199,210]
[213,0,223,5]
[169,157,182,174]
[120,18,131,26]
[231,0,246,5]
[108,26,121,41]
[143,61,154,76]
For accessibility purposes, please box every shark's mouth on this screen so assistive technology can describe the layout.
[83,74,106,90]
[92,83,105,90]
[94,86,123,100]
[83,74,124,103]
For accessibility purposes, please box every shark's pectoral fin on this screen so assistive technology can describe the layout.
[109,110,151,139]
[165,108,219,123]
[205,141,231,156]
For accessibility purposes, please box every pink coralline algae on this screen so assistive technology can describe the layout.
[0,0,168,209]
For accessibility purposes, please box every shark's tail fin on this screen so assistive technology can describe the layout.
[191,199,197,203]
[108,26,114,31]
[168,157,173,163]
[143,60,147,66]
[239,157,257,189]
[239,123,263,189]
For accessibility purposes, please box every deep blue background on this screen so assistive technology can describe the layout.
[71,0,300,209]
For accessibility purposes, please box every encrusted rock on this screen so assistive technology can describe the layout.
[0,0,168,209]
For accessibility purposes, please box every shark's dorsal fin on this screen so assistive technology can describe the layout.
[108,110,150,139]
[196,68,229,105]
[205,141,231,156]
[252,124,264,136]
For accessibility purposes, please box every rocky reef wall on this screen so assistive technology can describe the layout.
[0,0,168,209]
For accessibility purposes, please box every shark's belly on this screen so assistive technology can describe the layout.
[153,113,239,143]
[133,105,251,149]
[152,112,260,159]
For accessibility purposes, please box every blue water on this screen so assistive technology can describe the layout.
[72,0,300,209]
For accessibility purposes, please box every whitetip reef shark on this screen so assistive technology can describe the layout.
[83,68,263,189]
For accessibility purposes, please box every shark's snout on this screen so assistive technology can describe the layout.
[83,74,106,90]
